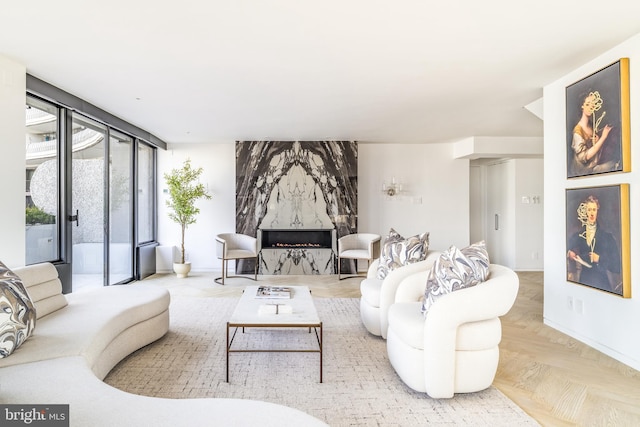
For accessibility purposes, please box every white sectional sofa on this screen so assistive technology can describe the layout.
[0,263,327,427]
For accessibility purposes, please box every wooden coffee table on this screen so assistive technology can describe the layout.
[226,285,323,383]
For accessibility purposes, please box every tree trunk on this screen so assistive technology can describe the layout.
[180,223,186,264]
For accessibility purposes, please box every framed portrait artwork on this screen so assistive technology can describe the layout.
[565,185,630,298]
[565,58,630,178]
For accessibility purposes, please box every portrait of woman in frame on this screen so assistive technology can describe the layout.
[565,59,630,179]
[565,185,630,297]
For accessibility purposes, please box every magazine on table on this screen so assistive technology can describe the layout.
[255,286,291,299]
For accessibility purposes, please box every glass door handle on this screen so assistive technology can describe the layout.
[68,209,79,227]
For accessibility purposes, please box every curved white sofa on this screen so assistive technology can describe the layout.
[0,263,327,427]
[360,251,441,338]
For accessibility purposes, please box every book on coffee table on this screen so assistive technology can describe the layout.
[255,286,291,299]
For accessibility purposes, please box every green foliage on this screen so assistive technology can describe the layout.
[164,159,211,264]
[26,206,55,225]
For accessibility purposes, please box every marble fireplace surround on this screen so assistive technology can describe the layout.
[259,229,334,249]
[235,141,357,275]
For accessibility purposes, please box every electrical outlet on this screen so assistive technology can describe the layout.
[575,299,584,315]
[567,296,574,311]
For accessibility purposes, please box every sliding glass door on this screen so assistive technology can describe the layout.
[25,97,60,265]
[71,113,106,290]
[109,131,134,285]
[69,117,136,288]
[25,93,157,291]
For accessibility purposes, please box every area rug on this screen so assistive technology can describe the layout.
[105,296,538,426]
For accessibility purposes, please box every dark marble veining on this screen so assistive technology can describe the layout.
[235,141,357,274]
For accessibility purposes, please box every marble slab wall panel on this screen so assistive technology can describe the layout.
[260,248,335,275]
[236,141,357,274]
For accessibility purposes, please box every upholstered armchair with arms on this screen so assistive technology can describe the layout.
[386,264,519,398]
[337,233,381,280]
[359,250,441,338]
[215,233,258,285]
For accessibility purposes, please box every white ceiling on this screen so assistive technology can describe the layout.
[2,1,640,145]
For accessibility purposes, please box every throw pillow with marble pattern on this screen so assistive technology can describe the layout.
[376,228,430,279]
[0,261,37,358]
[421,241,490,315]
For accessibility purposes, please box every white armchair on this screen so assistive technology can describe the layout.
[215,233,258,285]
[337,233,381,280]
[359,251,441,338]
[386,264,519,398]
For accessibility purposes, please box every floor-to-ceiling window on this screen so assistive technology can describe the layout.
[109,130,134,285]
[25,96,60,265]
[71,113,106,290]
[137,142,155,244]
[25,77,164,292]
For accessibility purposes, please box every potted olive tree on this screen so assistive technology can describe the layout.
[164,159,211,278]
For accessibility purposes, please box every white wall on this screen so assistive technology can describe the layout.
[156,142,471,271]
[514,158,544,270]
[0,55,26,268]
[157,143,235,271]
[544,32,640,370]
[358,143,470,251]
[469,164,485,244]
[454,136,543,158]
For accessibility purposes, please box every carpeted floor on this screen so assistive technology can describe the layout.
[105,296,539,426]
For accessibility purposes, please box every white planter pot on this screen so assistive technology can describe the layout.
[173,262,192,278]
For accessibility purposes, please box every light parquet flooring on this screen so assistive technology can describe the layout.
[494,271,640,427]
[140,270,640,426]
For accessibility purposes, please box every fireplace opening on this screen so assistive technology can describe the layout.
[260,229,333,249]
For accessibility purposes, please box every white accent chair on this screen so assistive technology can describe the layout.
[215,233,258,285]
[386,264,519,398]
[359,251,441,338]
[337,233,381,280]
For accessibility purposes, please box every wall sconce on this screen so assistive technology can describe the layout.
[382,177,403,197]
